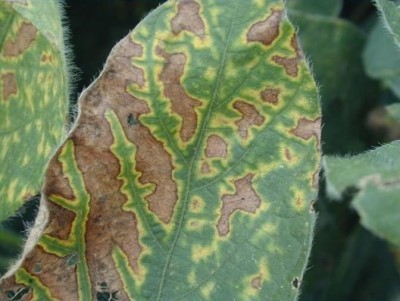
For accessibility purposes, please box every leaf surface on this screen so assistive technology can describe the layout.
[0,0,320,300]
[0,0,68,221]
[324,141,400,247]
[363,19,400,98]
[375,0,400,47]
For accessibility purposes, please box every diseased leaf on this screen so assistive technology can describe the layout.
[0,0,320,300]
[324,141,400,246]
[363,19,400,98]
[375,0,400,47]
[287,0,342,17]
[0,0,68,221]
[288,10,377,154]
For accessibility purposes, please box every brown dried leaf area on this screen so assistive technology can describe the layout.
[251,275,263,290]
[205,134,228,158]
[1,72,17,100]
[233,100,265,139]
[157,47,201,142]
[1,247,79,300]
[217,174,261,236]
[247,9,283,46]
[171,0,206,38]
[272,35,304,77]
[3,22,37,57]
[261,88,280,105]
[0,36,179,300]
[290,117,321,149]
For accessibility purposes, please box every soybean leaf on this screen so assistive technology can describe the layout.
[363,20,400,98]
[0,0,320,300]
[387,103,400,120]
[375,0,400,47]
[324,141,400,247]
[0,0,68,221]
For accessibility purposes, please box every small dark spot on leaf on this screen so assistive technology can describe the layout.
[33,263,42,274]
[127,113,138,126]
[98,282,108,290]
[292,277,300,289]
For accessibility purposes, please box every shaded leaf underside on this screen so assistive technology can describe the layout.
[0,0,320,300]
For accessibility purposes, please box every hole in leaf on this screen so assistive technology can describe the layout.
[292,277,300,289]
[66,253,79,267]
[96,291,119,301]
[6,287,30,301]
[127,113,138,126]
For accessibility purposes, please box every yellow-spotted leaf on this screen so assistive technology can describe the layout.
[0,0,320,300]
[0,0,69,221]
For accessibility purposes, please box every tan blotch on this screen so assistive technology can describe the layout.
[261,88,280,105]
[3,22,37,57]
[291,34,304,58]
[312,169,320,189]
[171,0,206,38]
[247,9,282,46]
[290,117,321,149]
[251,275,262,289]
[45,201,76,240]
[201,161,211,173]
[284,148,293,162]
[217,174,261,236]
[1,73,17,100]
[205,134,228,158]
[233,100,265,139]
[157,46,201,142]
[272,56,298,77]
[41,54,54,63]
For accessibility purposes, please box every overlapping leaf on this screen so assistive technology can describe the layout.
[363,19,400,98]
[325,141,400,247]
[0,0,68,221]
[0,0,320,300]
[375,0,400,47]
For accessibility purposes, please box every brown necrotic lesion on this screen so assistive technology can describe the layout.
[217,174,261,236]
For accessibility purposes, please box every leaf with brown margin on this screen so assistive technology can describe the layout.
[0,0,320,300]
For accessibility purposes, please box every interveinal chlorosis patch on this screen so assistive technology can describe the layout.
[0,0,68,221]
[0,0,320,300]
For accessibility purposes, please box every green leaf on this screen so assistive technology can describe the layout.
[0,0,320,300]
[0,0,68,221]
[287,0,342,17]
[375,0,400,47]
[363,20,400,98]
[387,103,400,120]
[324,141,400,247]
[289,10,376,154]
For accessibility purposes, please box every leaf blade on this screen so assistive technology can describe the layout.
[0,0,320,300]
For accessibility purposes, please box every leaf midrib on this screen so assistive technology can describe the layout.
[155,0,241,299]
